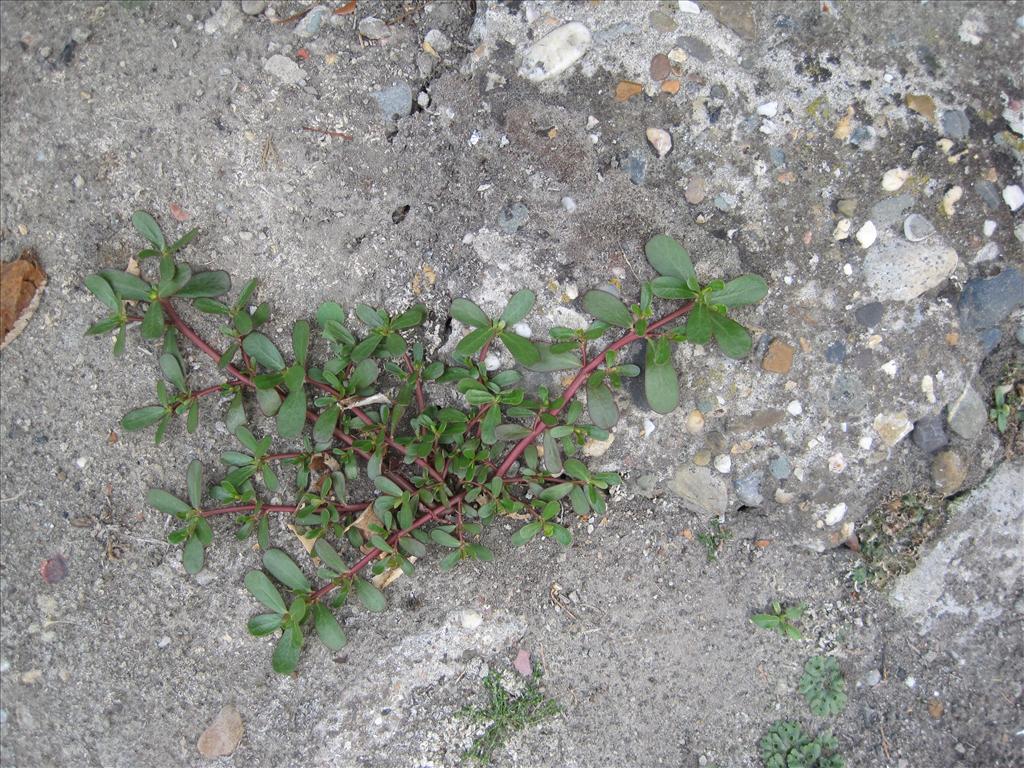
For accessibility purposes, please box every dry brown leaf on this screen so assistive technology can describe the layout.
[928,699,944,719]
[169,203,190,222]
[905,94,936,121]
[126,255,141,277]
[614,80,644,102]
[0,249,47,350]
[345,505,382,539]
[371,556,416,589]
[334,0,357,15]
[287,523,318,556]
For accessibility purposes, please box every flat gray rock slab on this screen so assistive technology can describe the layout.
[890,461,1023,635]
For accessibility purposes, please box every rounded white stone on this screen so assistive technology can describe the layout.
[519,22,592,82]
[787,400,803,416]
[881,167,910,191]
[713,454,732,474]
[645,128,672,158]
[856,221,878,248]
[513,322,532,339]
[825,502,847,525]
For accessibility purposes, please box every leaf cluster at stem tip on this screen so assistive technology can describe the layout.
[85,211,768,674]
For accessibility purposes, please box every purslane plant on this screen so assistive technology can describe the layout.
[85,211,767,673]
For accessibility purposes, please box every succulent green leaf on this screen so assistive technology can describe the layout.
[686,302,712,345]
[272,623,302,675]
[373,475,403,497]
[243,333,286,371]
[499,289,535,325]
[524,344,582,372]
[314,538,347,573]
[707,274,768,308]
[186,459,203,508]
[511,521,542,546]
[159,353,186,391]
[313,404,340,448]
[651,276,698,300]
[586,373,618,429]
[644,340,679,414]
[543,430,562,475]
[177,270,231,298]
[430,529,461,548]
[147,488,191,516]
[645,234,696,282]
[455,326,493,357]
[140,300,166,340]
[132,210,165,250]
[582,290,633,328]
[399,537,427,557]
[276,389,306,438]
[355,303,384,329]
[182,536,204,574]
[392,304,426,330]
[709,312,752,359]
[450,298,490,328]
[354,578,386,612]
[316,301,345,328]
[499,331,540,366]
[85,275,119,311]
[350,334,382,362]
[247,613,283,637]
[262,548,311,593]
[122,406,168,431]
[313,604,347,651]
[292,320,310,367]
[98,269,152,301]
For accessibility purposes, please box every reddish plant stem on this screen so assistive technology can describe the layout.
[200,502,369,518]
[404,353,426,413]
[265,452,303,461]
[494,302,694,478]
[191,384,229,399]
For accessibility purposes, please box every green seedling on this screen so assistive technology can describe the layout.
[459,669,560,764]
[696,515,733,562]
[799,656,847,717]
[85,211,767,673]
[751,601,806,639]
[990,383,1020,434]
[760,720,844,768]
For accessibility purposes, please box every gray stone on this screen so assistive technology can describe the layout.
[870,194,915,230]
[241,0,266,15]
[728,409,785,433]
[424,29,451,53]
[958,268,1024,331]
[768,455,791,480]
[204,1,243,36]
[863,239,958,301]
[669,465,728,517]
[947,385,988,439]
[979,327,1002,355]
[294,5,329,38]
[358,16,390,40]
[940,109,971,140]
[849,125,877,149]
[415,52,435,78]
[892,462,1023,632]
[714,192,737,211]
[976,180,1002,209]
[264,54,304,86]
[373,82,413,120]
[824,341,846,363]
[734,474,764,507]
[903,213,935,242]
[768,147,786,167]
[676,36,714,62]
[854,302,884,328]
[497,203,529,234]
[911,414,948,453]
[625,153,646,186]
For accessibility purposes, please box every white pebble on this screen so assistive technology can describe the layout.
[880,360,898,377]
[564,282,579,300]
[905,676,916,689]
[1003,184,1024,212]
[459,610,483,630]
[75,457,89,469]
[757,101,778,117]
[843,263,853,276]
[825,503,847,525]
[881,167,910,191]
[828,453,846,474]
[561,196,577,212]
[983,219,997,237]
[856,221,877,248]
[942,185,963,216]
[858,435,874,450]
[787,400,803,416]
[833,218,851,240]
[678,0,701,13]
[643,418,656,438]
[512,322,532,339]
[519,22,592,82]
[483,353,500,371]
[713,454,732,474]
[645,128,672,158]
[921,375,936,403]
